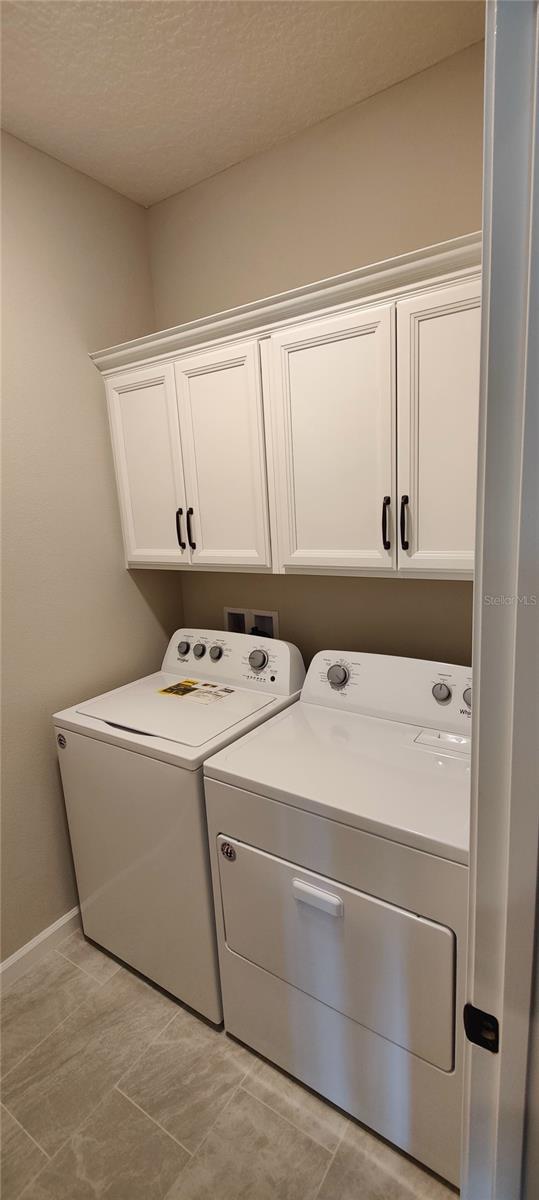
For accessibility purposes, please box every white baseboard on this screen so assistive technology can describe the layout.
[0,906,81,993]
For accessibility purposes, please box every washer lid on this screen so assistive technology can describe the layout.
[77,672,275,747]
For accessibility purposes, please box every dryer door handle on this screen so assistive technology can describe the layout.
[292,878,343,917]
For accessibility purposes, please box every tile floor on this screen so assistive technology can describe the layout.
[1,929,457,1199]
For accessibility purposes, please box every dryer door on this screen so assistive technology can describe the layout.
[217,836,455,1070]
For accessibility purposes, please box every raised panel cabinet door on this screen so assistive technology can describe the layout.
[269,305,396,572]
[397,281,481,574]
[174,341,271,568]
[106,364,190,566]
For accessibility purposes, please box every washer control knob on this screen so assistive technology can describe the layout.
[249,648,268,672]
[327,664,349,689]
[432,682,452,703]
[193,643,206,659]
[463,687,472,709]
[177,640,190,657]
[209,645,223,662]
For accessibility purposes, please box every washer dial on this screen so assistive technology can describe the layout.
[432,682,452,703]
[327,664,349,689]
[177,640,190,657]
[193,643,206,660]
[463,687,472,709]
[209,646,223,662]
[249,648,268,672]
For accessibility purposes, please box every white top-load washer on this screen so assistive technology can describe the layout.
[54,629,304,1023]
[204,650,472,1184]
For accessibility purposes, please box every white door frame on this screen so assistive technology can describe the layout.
[461,3,539,1198]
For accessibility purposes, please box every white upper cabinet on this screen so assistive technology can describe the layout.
[106,364,189,567]
[98,238,482,578]
[268,305,396,572]
[397,281,481,574]
[174,341,271,568]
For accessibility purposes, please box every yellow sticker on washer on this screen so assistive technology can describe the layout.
[159,679,231,699]
[159,679,199,697]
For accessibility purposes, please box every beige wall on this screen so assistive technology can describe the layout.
[1,134,182,959]
[2,42,482,957]
[149,44,481,667]
[181,574,472,669]
[149,43,484,326]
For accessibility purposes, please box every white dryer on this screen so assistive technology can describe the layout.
[54,629,304,1023]
[204,650,472,1184]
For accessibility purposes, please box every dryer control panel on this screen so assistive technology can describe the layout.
[162,629,305,697]
[302,650,472,736]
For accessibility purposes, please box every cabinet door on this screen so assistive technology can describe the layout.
[175,341,271,568]
[106,364,190,567]
[397,281,481,574]
[269,305,395,572]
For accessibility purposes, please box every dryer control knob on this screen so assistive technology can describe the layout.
[327,664,349,689]
[209,646,223,662]
[249,648,268,672]
[193,643,206,659]
[463,687,472,709]
[177,640,190,656]
[432,682,452,703]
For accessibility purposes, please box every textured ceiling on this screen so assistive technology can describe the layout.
[1,1,485,207]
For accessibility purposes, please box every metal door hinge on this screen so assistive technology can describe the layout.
[463,1003,499,1053]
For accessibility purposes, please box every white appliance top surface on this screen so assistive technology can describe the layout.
[77,672,275,747]
[205,650,472,864]
[53,629,305,769]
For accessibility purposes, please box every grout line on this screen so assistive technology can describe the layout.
[0,962,118,1085]
[14,1084,156,1200]
[115,1085,193,1157]
[312,1120,348,1199]
[9,1008,180,1188]
[115,1022,259,1159]
[16,1158,52,1200]
[1,957,172,1087]
[113,1009,179,1091]
[0,1100,53,1162]
[173,1035,266,1158]
[51,945,119,986]
[115,1021,261,1157]
[238,1082,340,1155]
[181,1073,246,1161]
[1,974,178,1171]
[2,1010,85,1086]
[53,946,121,985]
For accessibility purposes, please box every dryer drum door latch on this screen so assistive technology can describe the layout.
[463,1003,499,1053]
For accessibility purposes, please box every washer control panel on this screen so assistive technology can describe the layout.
[162,629,305,697]
[302,650,472,736]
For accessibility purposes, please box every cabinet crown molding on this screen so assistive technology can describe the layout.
[91,232,481,375]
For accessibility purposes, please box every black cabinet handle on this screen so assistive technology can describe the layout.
[381,496,391,550]
[400,495,410,551]
[186,507,196,550]
[175,508,186,550]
